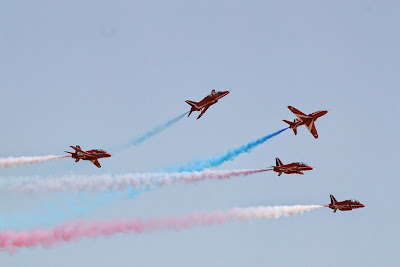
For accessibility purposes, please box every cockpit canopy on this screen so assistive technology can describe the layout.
[95,149,106,152]
[295,162,307,166]
[349,199,360,203]
[208,89,221,96]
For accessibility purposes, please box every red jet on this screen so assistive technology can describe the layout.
[283,106,328,139]
[65,145,111,168]
[185,89,230,119]
[272,157,313,176]
[326,194,365,213]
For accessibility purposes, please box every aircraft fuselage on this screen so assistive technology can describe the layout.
[194,91,230,110]
[73,150,111,161]
[326,195,365,213]
[273,163,313,174]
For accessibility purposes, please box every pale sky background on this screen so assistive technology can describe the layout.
[0,1,399,266]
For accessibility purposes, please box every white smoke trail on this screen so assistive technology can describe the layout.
[0,169,269,193]
[229,205,323,220]
[0,205,323,252]
[0,155,68,168]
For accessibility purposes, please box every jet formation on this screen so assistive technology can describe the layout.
[60,91,365,214]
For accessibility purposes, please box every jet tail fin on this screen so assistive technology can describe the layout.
[330,194,337,205]
[275,157,283,167]
[283,120,297,135]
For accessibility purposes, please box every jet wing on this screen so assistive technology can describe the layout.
[81,151,93,157]
[70,145,82,151]
[197,105,211,119]
[288,106,311,120]
[91,159,101,168]
[71,146,92,156]
[305,120,318,139]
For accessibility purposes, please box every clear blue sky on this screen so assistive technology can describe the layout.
[0,1,398,266]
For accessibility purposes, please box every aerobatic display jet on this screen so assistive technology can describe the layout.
[283,106,328,139]
[326,194,365,213]
[185,89,230,119]
[272,157,313,176]
[65,145,111,168]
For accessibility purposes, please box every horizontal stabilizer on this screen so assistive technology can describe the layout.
[283,120,297,135]
[283,119,295,127]
[185,100,198,107]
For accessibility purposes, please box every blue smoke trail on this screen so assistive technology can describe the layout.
[0,184,155,230]
[131,111,189,146]
[0,195,87,230]
[169,128,288,172]
[0,191,127,230]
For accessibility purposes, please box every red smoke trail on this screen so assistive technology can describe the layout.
[0,205,322,252]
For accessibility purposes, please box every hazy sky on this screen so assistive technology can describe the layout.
[0,1,398,266]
